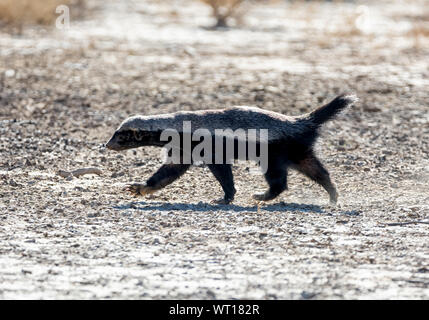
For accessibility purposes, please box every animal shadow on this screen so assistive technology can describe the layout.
[115,201,325,214]
[114,200,360,216]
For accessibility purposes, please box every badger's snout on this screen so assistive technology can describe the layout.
[105,132,122,151]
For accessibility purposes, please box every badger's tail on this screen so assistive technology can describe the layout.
[307,94,358,127]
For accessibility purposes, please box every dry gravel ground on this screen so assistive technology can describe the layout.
[0,0,428,299]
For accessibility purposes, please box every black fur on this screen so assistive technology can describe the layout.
[308,94,354,126]
[106,94,357,204]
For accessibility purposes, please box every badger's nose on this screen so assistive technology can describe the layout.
[105,140,116,150]
[105,135,119,150]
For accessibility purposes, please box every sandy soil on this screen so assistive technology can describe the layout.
[0,0,428,299]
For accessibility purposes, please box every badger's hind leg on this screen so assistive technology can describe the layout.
[207,164,236,204]
[253,160,288,202]
[126,163,190,196]
[296,155,338,205]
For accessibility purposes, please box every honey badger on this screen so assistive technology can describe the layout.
[106,94,357,205]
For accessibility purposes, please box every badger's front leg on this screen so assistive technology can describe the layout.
[207,164,236,204]
[126,163,190,196]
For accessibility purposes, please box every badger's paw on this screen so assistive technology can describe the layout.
[329,191,338,206]
[252,191,279,202]
[252,192,268,201]
[210,198,232,205]
[124,183,155,196]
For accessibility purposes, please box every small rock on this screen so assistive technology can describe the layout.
[5,69,15,77]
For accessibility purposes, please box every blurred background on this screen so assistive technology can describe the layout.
[0,0,427,120]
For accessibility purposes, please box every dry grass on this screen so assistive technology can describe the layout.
[0,0,85,28]
[199,0,247,28]
[408,22,429,50]
[408,23,429,38]
[325,6,369,38]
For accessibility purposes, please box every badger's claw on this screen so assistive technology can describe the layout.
[124,183,155,196]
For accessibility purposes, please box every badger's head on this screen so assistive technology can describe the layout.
[106,116,150,151]
[106,113,177,150]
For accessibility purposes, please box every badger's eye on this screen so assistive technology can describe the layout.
[117,131,130,144]
[133,131,142,141]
